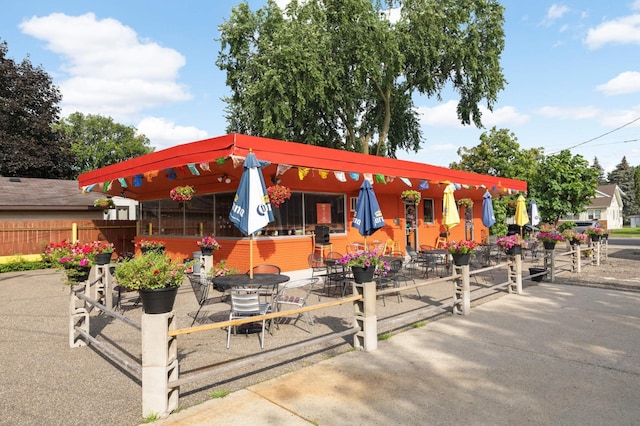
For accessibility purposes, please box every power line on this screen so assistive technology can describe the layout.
[547,115,640,154]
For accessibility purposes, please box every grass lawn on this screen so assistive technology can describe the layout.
[610,227,640,237]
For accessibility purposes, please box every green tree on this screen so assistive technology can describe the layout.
[449,127,543,183]
[607,156,638,220]
[591,156,607,184]
[217,0,507,156]
[529,150,599,224]
[0,40,73,178]
[55,112,153,178]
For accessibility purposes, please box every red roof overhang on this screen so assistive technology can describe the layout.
[78,133,527,200]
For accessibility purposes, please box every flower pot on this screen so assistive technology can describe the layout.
[505,246,522,256]
[590,234,601,242]
[451,253,470,266]
[65,266,91,283]
[570,238,581,246]
[139,287,178,314]
[351,266,375,284]
[141,247,165,255]
[529,267,546,282]
[543,241,557,250]
[95,252,113,265]
[200,247,213,256]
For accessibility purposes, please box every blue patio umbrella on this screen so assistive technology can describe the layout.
[482,191,496,228]
[352,180,385,248]
[229,152,274,277]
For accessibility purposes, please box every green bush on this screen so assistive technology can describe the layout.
[0,260,49,274]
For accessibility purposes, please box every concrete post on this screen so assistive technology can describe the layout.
[595,241,601,266]
[142,312,178,419]
[201,254,214,276]
[508,254,522,294]
[452,264,470,315]
[354,281,377,352]
[543,249,556,282]
[94,264,113,309]
[69,284,90,348]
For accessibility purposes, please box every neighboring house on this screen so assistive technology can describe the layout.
[102,196,138,220]
[0,177,105,220]
[562,184,624,230]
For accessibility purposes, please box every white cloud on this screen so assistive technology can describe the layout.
[547,5,570,21]
[19,13,191,121]
[417,100,528,128]
[633,0,640,11]
[535,106,600,120]
[598,106,640,128]
[596,71,640,95]
[584,14,640,49]
[137,117,208,150]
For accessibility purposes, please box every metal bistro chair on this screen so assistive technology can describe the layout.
[375,259,403,306]
[273,277,319,332]
[226,291,271,350]
[324,251,348,297]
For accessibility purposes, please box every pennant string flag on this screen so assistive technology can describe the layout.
[187,164,200,176]
[349,172,359,181]
[276,164,292,176]
[418,180,429,190]
[118,178,128,188]
[399,177,412,187]
[375,174,386,184]
[363,173,373,183]
[298,167,310,180]
[199,162,211,171]
[318,169,329,179]
[134,174,143,187]
[103,180,112,191]
[334,171,347,182]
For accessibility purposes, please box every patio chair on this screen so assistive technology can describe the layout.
[375,259,403,306]
[247,264,281,302]
[324,251,347,297]
[273,277,319,332]
[226,291,271,349]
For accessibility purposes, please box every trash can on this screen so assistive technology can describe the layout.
[192,251,202,274]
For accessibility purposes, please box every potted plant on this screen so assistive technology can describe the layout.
[339,250,390,283]
[43,240,95,285]
[114,251,194,314]
[585,225,605,242]
[267,184,292,208]
[496,234,525,256]
[456,198,474,209]
[443,240,477,266]
[400,190,421,205]
[537,224,563,250]
[90,240,115,265]
[93,198,115,209]
[169,185,196,202]
[135,239,166,254]
[197,236,221,256]
[562,229,588,245]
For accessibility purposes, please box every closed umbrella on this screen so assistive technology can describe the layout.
[442,183,460,233]
[229,152,274,278]
[529,199,540,226]
[352,180,385,249]
[514,194,529,237]
[481,191,496,228]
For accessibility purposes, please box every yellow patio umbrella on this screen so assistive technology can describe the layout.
[442,183,460,234]
[514,194,529,236]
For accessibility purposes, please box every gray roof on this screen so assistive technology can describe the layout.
[0,177,107,210]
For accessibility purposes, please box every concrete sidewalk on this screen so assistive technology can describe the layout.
[153,283,640,425]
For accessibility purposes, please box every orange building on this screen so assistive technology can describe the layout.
[78,134,527,272]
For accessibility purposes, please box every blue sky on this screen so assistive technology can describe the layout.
[2,1,639,173]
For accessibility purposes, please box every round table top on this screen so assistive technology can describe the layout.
[212,273,290,289]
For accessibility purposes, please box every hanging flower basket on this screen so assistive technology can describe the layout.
[267,185,291,208]
[94,198,115,209]
[170,185,196,202]
[400,190,421,205]
[456,198,474,209]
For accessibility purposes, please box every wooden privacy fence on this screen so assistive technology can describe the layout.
[0,220,136,257]
[69,242,609,419]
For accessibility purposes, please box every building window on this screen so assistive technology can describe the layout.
[141,191,346,238]
[422,199,434,224]
[588,209,602,220]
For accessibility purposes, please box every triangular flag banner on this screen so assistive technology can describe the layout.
[187,164,200,176]
[144,170,159,182]
[118,178,128,188]
[215,157,226,166]
[334,171,347,182]
[349,172,359,181]
[400,177,412,187]
[276,164,292,176]
[418,180,429,190]
[386,176,395,183]
[230,155,245,168]
[375,174,386,184]
[318,169,329,179]
[166,169,177,180]
[454,183,461,190]
[363,173,373,183]
[103,180,112,191]
[298,167,310,180]
[82,184,96,194]
[134,175,143,187]
[199,162,210,171]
